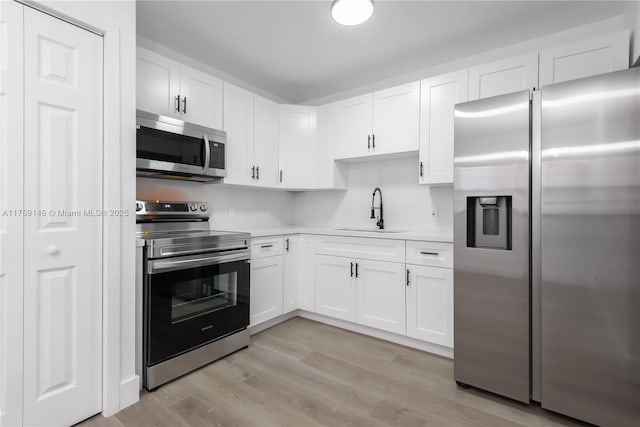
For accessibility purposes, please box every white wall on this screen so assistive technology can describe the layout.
[293,157,453,234]
[137,178,295,229]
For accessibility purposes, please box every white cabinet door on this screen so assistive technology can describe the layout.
[250,256,284,326]
[355,260,406,335]
[540,31,629,86]
[372,81,420,156]
[279,105,317,189]
[315,255,356,322]
[406,265,453,347]
[419,70,468,184]
[179,64,223,129]
[333,94,373,159]
[253,95,279,187]
[136,46,180,118]
[298,235,316,312]
[23,8,103,425]
[283,235,299,313]
[223,82,254,185]
[468,53,538,100]
[0,2,24,426]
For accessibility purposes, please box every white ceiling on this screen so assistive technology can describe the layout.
[137,1,629,103]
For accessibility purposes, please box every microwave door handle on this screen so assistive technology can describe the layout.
[203,135,210,173]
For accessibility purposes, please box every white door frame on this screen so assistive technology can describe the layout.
[16,0,138,417]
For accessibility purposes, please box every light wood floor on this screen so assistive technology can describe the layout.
[80,317,583,427]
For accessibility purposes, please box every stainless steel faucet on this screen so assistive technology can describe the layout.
[370,187,384,230]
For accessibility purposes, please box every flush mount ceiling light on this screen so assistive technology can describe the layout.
[331,0,374,26]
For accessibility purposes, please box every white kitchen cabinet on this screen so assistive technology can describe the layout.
[333,93,373,159]
[315,235,406,263]
[223,82,254,185]
[468,53,538,100]
[315,255,356,321]
[406,265,454,347]
[250,255,284,326]
[355,259,406,335]
[251,236,284,259]
[279,104,317,189]
[253,94,280,187]
[372,81,420,156]
[283,235,300,313]
[419,70,468,184]
[405,241,453,269]
[179,64,223,129]
[540,31,629,86]
[298,235,316,311]
[136,47,181,118]
[137,46,223,128]
[316,103,347,189]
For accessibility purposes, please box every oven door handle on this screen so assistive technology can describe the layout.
[147,250,250,274]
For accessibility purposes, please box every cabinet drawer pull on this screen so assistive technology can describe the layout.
[420,251,439,256]
[261,244,274,249]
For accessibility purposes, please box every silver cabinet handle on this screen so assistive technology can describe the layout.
[175,95,181,113]
[280,170,283,183]
[182,96,187,114]
[420,251,439,256]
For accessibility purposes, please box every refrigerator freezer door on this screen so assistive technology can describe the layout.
[541,68,640,426]
[453,90,531,403]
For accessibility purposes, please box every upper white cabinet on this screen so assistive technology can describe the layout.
[283,235,300,314]
[419,70,468,185]
[333,82,420,160]
[279,105,318,189]
[540,31,629,86]
[137,47,223,129]
[254,95,280,187]
[468,53,538,100]
[137,47,180,118]
[372,81,420,156]
[223,82,254,186]
[333,94,373,159]
[406,265,453,347]
[316,103,347,189]
[315,255,356,321]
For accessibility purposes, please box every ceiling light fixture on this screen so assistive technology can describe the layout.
[331,0,374,26]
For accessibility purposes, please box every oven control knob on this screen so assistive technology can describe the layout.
[135,202,143,212]
[200,204,208,212]
[189,204,197,212]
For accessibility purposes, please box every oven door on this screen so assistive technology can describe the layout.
[145,253,250,366]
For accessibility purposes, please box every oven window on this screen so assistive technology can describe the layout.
[137,126,205,167]
[171,271,237,323]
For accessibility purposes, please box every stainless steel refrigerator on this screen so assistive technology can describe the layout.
[453,67,640,426]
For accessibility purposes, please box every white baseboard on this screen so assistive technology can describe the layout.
[248,310,298,335]
[118,375,140,411]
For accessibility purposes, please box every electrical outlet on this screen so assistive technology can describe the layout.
[227,206,236,219]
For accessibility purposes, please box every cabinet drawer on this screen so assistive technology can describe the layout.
[315,235,405,263]
[406,241,453,268]
[251,236,284,259]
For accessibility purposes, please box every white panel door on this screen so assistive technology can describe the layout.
[223,82,254,185]
[250,256,284,326]
[253,95,279,188]
[136,46,180,118]
[540,31,629,86]
[333,94,373,159]
[406,265,453,347]
[419,70,468,184]
[372,81,420,156]
[179,64,223,129]
[23,7,103,426]
[0,2,24,426]
[468,53,538,100]
[355,259,406,335]
[283,235,299,313]
[278,105,317,189]
[298,235,316,312]
[315,255,356,322]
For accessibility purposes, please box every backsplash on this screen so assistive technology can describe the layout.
[293,157,453,234]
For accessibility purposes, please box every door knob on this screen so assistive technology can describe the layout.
[47,245,60,255]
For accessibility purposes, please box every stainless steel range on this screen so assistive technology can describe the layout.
[136,200,251,390]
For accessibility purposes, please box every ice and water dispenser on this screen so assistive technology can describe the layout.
[466,196,512,250]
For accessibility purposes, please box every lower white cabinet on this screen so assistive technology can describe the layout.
[298,235,316,311]
[406,265,454,347]
[283,235,300,313]
[315,255,356,321]
[356,259,406,335]
[250,256,284,325]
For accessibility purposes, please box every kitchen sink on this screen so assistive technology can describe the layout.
[336,228,406,233]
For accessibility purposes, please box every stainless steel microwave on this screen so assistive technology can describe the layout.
[136,110,226,182]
